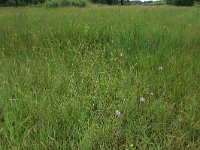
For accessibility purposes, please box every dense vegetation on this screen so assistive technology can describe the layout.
[0,0,118,7]
[0,0,89,6]
[0,0,45,6]
[0,6,199,149]
[0,0,199,6]
[91,0,127,5]
[166,0,195,6]
[45,0,88,8]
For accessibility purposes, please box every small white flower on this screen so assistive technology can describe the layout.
[150,92,154,96]
[140,97,145,103]
[115,110,121,116]
[120,52,123,57]
[158,66,164,71]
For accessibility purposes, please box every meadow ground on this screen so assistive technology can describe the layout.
[0,5,199,149]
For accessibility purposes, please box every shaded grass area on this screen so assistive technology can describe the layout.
[0,6,200,149]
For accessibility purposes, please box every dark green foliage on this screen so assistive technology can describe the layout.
[91,0,118,4]
[0,0,127,6]
[91,0,129,5]
[166,0,195,6]
[0,0,7,5]
[45,0,88,8]
[0,0,87,7]
[0,0,45,6]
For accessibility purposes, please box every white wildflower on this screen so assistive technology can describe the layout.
[140,97,145,103]
[115,110,121,117]
[158,66,164,71]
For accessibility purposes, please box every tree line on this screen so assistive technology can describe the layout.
[0,0,128,6]
[0,0,45,6]
[0,0,198,7]
[92,0,128,5]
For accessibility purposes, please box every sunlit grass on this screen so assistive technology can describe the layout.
[0,5,199,149]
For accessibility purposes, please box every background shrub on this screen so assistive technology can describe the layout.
[166,0,195,6]
[0,0,45,6]
[45,0,88,8]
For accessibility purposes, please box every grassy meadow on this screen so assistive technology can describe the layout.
[0,5,200,149]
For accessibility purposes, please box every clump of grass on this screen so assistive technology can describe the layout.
[0,6,199,149]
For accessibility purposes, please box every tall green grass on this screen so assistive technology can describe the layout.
[0,6,199,149]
